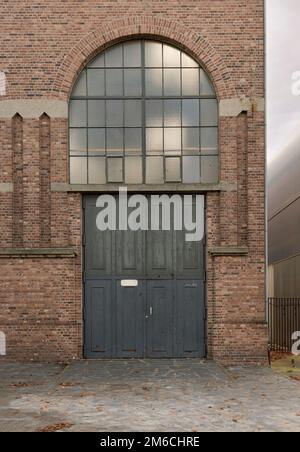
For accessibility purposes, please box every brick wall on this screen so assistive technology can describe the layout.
[0,0,267,364]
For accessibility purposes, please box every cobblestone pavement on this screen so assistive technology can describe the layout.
[0,359,300,432]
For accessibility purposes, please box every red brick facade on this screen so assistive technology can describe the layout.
[0,1,267,364]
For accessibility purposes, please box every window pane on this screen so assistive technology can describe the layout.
[107,128,123,155]
[106,100,123,127]
[106,69,123,96]
[146,128,163,154]
[164,69,181,95]
[165,157,181,182]
[163,44,181,67]
[201,99,218,126]
[105,44,123,67]
[107,158,123,182]
[69,129,87,155]
[72,71,86,97]
[182,99,199,126]
[182,53,198,67]
[88,157,106,184]
[182,69,199,96]
[145,69,162,96]
[201,156,219,183]
[200,69,215,96]
[145,41,162,67]
[88,129,105,155]
[146,157,164,184]
[164,100,181,126]
[69,100,87,127]
[164,128,181,155]
[125,128,142,155]
[88,100,105,127]
[70,157,87,184]
[146,100,163,127]
[124,41,141,67]
[87,69,105,96]
[183,128,200,155]
[124,69,142,96]
[88,53,105,68]
[125,157,143,184]
[201,127,218,154]
[183,156,200,183]
[124,100,142,127]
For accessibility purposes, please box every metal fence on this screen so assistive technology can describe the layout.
[268,298,300,352]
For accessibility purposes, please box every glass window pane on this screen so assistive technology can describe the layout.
[165,157,181,182]
[164,100,181,126]
[70,157,87,184]
[70,129,87,155]
[145,69,162,96]
[125,157,143,184]
[88,157,106,184]
[72,71,86,97]
[87,69,105,96]
[146,100,163,127]
[164,128,181,155]
[146,157,164,184]
[88,100,105,127]
[106,69,123,96]
[164,69,181,96]
[106,100,123,127]
[183,156,200,183]
[183,128,200,155]
[105,44,123,67]
[201,127,218,154]
[200,69,215,96]
[146,128,163,154]
[88,53,105,68]
[201,156,219,183]
[182,99,199,126]
[124,69,142,96]
[88,129,105,155]
[163,44,181,67]
[107,158,123,183]
[69,100,87,127]
[145,41,162,67]
[182,53,198,67]
[125,100,142,127]
[182,69,199,96]
[201,99,218,127]
[124,41,141,67]
[107,128,123,155]
[125,128,142,155]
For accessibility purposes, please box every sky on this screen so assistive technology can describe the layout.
[267,0,300,164]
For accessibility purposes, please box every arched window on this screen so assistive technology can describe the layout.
[69,40,218,185]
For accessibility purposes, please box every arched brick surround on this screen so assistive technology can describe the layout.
[52,16,236,101]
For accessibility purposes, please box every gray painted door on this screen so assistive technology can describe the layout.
[84,195,205,358]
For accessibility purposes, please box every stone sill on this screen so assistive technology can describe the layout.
[209,246,249,257]
[0,248,77,258]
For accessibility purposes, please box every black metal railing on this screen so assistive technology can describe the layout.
[268,298,300,352]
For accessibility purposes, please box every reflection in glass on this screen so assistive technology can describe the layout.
[69,129,87,155]
[183,128,200,155]
[124,69,142,96]
[69,100,87,127]
[88,157,106,184]
[106,100,123,127]
[201,128,218,154]
[106,128,123,155]
[88,53,105,68]
[181,53,198,67]
[145,41,162,67]
[146,100,163,127]
[182,99,199,126]
[105,44,123,67]
[125,128,142,155]
[164,100,181,126]
[124,100,142,127]
[182,69,199,96]
[107,158,123,183]
[70,157,88,184]
[106,69,123,96]
[164,69,181,96]
[201,99,218,127]
[146,157,164,183]
[125,157,143,184]
[200,69,215,95]
[164,128,181,154]
[201,156,219,183]
[145,69,162,96]
[165,157,181,182]
[146,128,163,154]
[87,70,105,96]
[183,156,200,183]
[88,100,105,127]
[124,41,142,67]
[163,44,181,67]
[88,129,105,155]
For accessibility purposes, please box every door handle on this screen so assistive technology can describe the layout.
[145,307,153,319]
